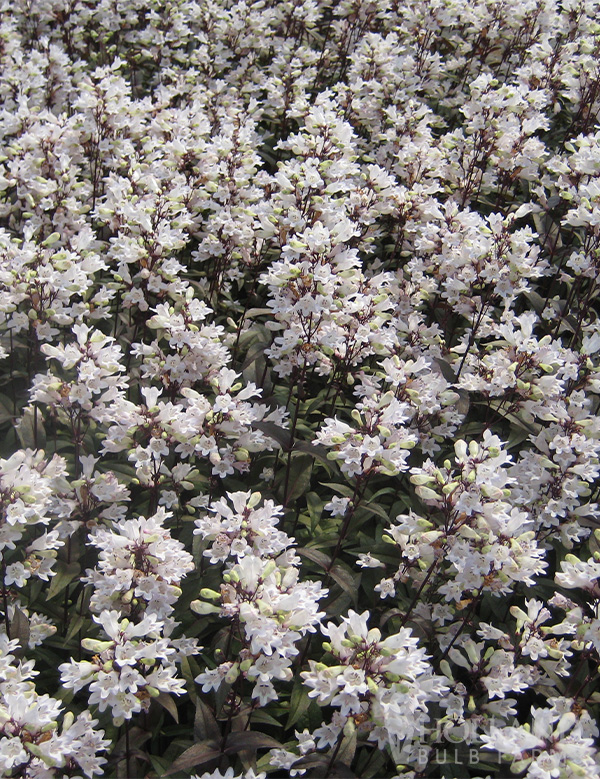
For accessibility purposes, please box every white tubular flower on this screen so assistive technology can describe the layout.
[555,553,600,591]
[83,507,194,619]
[194,490,293,562]
[192,770,266,779]
[301,610,447,752]
[316,391,418,478]
[192,554,327,706]
[59,610,193,726]
[0,636,109,777]
[481,698,600,778]
[0,449,67,589]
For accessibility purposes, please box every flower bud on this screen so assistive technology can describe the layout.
[439,660,453,680]
[190,600,221,615]
[81,639,113,653]
[261,560,277,579]
[200,588,222,601]
[247,491,262,509]
[225,664,240,683]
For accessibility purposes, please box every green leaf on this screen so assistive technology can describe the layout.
[320,482,355,499]
[433,357,458,383]
[223,731,282,753]
[194,697,221,743]
[455,388,470,416]
[0,393,15,425]
[229,713,256,772]
[329,565,360,604]
[292,440,331,464]
[247,710,284,728]
[360,502,390,522]
[306,491,323,531]
[147,754,171,776]
[154,691,179,723]
[65,614,86,643]
[110,726,152,762]
[380,608,403,627]
[241,341,269,370]
[164,740,221,776]
[337,728,357,769]
[251,420,291,450]
[507,424,531,450]
[47,561,80,600]
[523,290,547,316]
[283,454,313,504]
[286,677,312,729]
[11,606,30,655]
[16,407,46,450]
[297,546,332,570]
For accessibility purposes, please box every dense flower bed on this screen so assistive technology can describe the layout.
[1,1,600,777]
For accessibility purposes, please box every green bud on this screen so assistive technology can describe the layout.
[225,664,240,683]
[199,588,222,601]
[62,711,74,732]
[190,600,221,615]
[415,485,439,501]
[409,473,433,486]
[261,560,277,579]
[247,491,262,509]
[81,638,113,653]
[442,481,459,495]
[439,660,453,680]
[26,742,57,765]
[511,758,532,773]
[42,232,61,247]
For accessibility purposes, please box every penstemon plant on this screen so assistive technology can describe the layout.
[0,0,600,777]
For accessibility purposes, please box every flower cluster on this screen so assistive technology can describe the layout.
[375,432,547,609]
[0,449,66,588]
[83,507,195,619]
[0,634,109,777]
[59,611,191,727]
[193,490,292,562]
[193,492,326,708]
[481,697,599,778]
[293,610,447,771]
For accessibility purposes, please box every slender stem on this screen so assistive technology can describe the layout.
[326,477,368,575]
[440,593,482,661]
[125,719,131,778]
[283,357,308,507]
[324,729,345,778]
[455,300,489,380]
[399,559,439,628]
[2,558,9,640]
